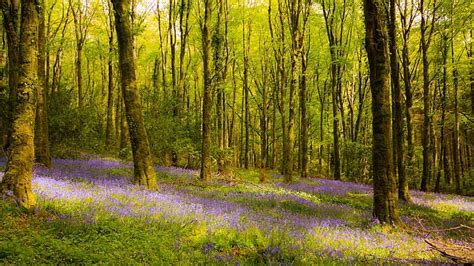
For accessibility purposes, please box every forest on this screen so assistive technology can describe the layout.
[0,0,473,263]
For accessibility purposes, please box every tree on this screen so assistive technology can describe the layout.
[398,0,417,181]
[1,0,20,152]
[387,0,410,202]
[420,0,437,192]
[1,0,40,209]
[200,0,212,181]
[363,0,400,224]
[105,0,115,146]
[321,0,349,181]
[35,0,52,168]
[213,0,225,172]
[70,0,93,108]
[298,0,310,178]
[111,0,157,190]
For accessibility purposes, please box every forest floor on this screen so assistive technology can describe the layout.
[0,157,473,264]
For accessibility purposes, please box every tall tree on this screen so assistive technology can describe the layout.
[283,0,303,182]
[1,0,40,209]
[50,4,70,97]
[298,0,310,178]
[213,0,225,173]
[434,14,452,191]
[69,0,93,108]
[387,0,410,202]
[363,0,400,224]
[35,0,51,168]
[111,0,157,190]
[200,0,212,181]
[105,0,115,146]
[242,17,250,169]
[321,0,348,180]
[420,0,437,192]
[398,0,417,175]
[451,24,461,194]
[1,0,20,152]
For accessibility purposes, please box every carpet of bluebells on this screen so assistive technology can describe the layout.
[0,157,473,264]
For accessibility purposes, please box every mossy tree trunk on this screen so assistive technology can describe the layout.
[111,0,157,190]
[1,0,20,152]
[363,0,400,224]
[35,0,51,168]
[200,0,212,181]
[1,0,40,209]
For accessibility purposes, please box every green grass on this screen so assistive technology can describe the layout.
[1,162,471,264]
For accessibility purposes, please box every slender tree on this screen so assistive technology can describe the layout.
[111,0,157,190]
[214,0,225,173]
[363,0,400,224]
[398,0,416,174]
[69,0,93,109]
[420,0,437,192]
[388,0,410,202]
[105,0,115,146]
[35,0,51,168]
[200,0,212,181]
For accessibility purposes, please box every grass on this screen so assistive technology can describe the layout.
[0,158,472,264]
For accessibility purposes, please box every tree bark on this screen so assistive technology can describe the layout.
[388,0,410,202]
[105,1,115,147]
[200,0,212,181]
[112,0,157,190]
[1,0,20,153]
[35,0,51,168]
[452,36,461,194]
[420,0,436,192]
[214,0,225,173]
[399,0,415,178]
[242,16,250,170]
[1,0,39,209]
[363,0,400,224]
[321,0,341,180]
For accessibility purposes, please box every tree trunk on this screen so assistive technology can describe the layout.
[214,0,225,173]
[452,37,461,194]
[105,2,115,147]
[169,0,177,115]
[76,45,83,108]
[200,0,212,181]
[259,62,268,182]
[51,12,68,97]
[112,0,157,190]
[1,0,39,209]
[299,45,308,178]
[1,0,20,152]
[437,33,450,191]
[420,0,435,192]
[243,21,250,170]
[35,0,51,168]
[363,0,400,224]
[388,0,410,202]
[399,0,415,177]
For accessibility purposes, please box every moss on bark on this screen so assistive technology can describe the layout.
[1,0,40,209]
[111,0,157,190]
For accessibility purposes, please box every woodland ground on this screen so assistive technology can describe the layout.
[0,156,472,264]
